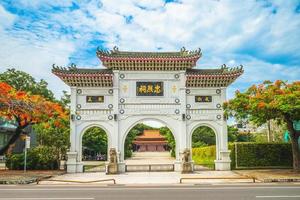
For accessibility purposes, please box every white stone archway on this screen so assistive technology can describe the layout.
[55,48,243,173]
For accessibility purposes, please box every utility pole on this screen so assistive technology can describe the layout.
[24,136,30,173]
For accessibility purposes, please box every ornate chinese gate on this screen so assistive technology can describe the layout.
[53,47,243,173]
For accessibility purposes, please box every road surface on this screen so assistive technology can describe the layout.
[0,184,300,200]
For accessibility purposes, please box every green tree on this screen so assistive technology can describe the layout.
[0,68,55,100]
[60,90,71,108]
[224,80,300,171]
[33,118,70,167]
[192,126,215,147]
[228,125,238,142]
[159,126,175,157]
[82,127,108,160]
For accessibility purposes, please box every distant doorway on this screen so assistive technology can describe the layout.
[133,130,168,152]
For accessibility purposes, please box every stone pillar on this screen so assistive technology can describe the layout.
[215,87,231,170]
[174,71,191,172]
[66,87,81,173]
[110,70,126,173]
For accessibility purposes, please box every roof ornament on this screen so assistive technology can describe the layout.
[68,63,77,71]
[180,47,188,55]
[71,63,76,68]
[52,64,68,71]
[111,46,119,54]
[96,46,109,55]
[52,63,58,70]
[96,46,102,53]
[221,64,228,71]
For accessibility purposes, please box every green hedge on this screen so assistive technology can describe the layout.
[192,142,293,169]
[192,145,216,168]
[6,146,59,170]
[229,142,292,169]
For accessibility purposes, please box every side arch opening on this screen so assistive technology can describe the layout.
[191,125,217,170]
[81,126,108,172]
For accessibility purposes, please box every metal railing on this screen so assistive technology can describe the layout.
[37,178,116,184]
[179,176,256,183]
[125,164,174,172]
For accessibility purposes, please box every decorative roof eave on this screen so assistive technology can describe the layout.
[186,64,244,87]
[52,64,113,87]
[96,46,202,69]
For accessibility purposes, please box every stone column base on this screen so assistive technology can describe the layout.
[174,160,182,172]
[105,162,126,174]
[118,162,126,173]
[66,152,77,173]
[76,162,84,173]
[214,160,231,171]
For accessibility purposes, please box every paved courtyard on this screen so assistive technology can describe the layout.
[39,170,252,185]
[125,152,175,165]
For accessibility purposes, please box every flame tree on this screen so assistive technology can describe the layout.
[0,82,68,155]
[224,80,300,171]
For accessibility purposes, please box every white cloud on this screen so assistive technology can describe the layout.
[0,4,15,30]
[0,34,74,97]
[0,0,299,99]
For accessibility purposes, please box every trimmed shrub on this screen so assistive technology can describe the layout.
[230,142,292,169]
[6,146,59,170]
[192,142,293,169]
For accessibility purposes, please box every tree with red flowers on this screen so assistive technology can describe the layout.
[0,82,68,155]
[224,80,300,171]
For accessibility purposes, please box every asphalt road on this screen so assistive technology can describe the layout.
[0,184,300,200]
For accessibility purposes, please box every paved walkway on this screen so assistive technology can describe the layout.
[125,152,175,165]
[40,171,253,185]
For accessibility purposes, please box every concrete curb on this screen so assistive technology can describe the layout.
[263,178,300,183]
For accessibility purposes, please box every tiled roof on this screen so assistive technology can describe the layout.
[52,64,113,87]
[96,46,201,70]
[135,130,166,140]
[186,65,244,87]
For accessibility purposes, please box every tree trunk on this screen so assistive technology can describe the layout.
[286,118,300,172]
[0,126,25,155]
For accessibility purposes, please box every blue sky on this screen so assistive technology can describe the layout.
[0,0,300,101]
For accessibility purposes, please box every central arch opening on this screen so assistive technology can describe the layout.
[123,119,176,171]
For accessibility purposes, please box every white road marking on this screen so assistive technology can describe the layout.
[256,196,300,198]
[0,186,299,191]
[0,198,94,200]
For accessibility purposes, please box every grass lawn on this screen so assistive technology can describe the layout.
[192,156,215,169]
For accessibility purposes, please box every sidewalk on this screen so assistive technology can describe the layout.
[39,171,254,185]
[235,169,300,182]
